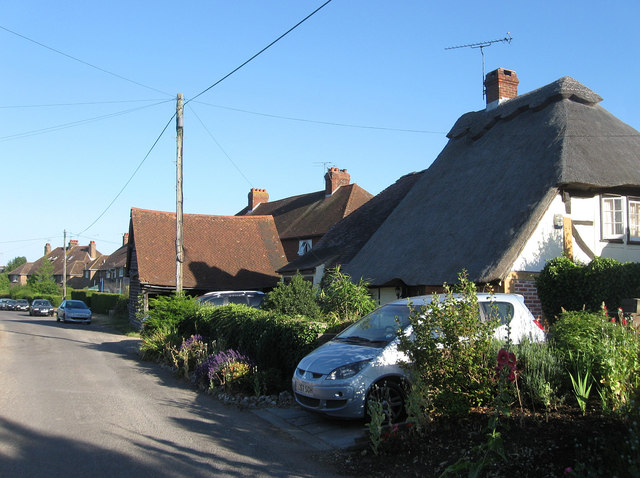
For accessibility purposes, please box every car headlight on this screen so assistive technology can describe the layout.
[326,360,371,380]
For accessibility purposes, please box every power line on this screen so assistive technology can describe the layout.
[0,99,173,142]
[187,0,333,105]
[0,24,173,97]
[189,105,254,188]
[193,100,446,134]
[0,98,169,109]
[77,113,176,236]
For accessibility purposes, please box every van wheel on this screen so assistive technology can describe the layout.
[366,379,407,423]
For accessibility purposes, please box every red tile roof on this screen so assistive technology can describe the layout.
[129,208,287,290]
[239,184,373,239]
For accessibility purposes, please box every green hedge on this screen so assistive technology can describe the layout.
[70,290,128,315]
[536,256,640,323]
[179,304,328,390]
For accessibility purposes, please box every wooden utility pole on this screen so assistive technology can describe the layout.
[176,93,184,294]
[62,230,67,299]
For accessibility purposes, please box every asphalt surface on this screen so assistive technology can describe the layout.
[0,311,367,477]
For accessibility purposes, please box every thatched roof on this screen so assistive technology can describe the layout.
[312,76,640,287]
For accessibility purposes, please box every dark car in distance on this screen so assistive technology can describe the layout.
[14,299,30,312]
[30,299,54,316]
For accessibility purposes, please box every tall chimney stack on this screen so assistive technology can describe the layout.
[44,243,51,255]
[248,188,269,212]
[123,233,129,246]
[325,168,350,196]
[89,240,96,259]
[485,68,519,110]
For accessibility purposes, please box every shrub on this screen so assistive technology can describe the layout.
[262,273,322,319]
[512,340,564,412]
[195,349,254,393]
[549,309,640,411]
[319,266,376,324]
[141,294,200,337]
[399,272,499,417]
[537,256,640,323]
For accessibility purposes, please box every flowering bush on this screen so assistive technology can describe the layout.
[170,334,208,379]
[195,349,255,393]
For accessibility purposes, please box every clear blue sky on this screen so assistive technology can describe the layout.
[2,1,639,264]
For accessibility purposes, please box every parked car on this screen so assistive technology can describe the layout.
[4,299,17,311]
[0,298,9,310]
[197,290,265,308]
[292,293,545,420]
[14,299,30,312]
[56,300,92,324]
[29,299,54,316]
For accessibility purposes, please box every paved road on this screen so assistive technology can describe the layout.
[0,311,354,477]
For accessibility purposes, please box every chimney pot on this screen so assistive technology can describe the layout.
[485,68,519,110]
[325,168,350,196]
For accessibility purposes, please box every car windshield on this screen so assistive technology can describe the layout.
[34,300,51,306]
[66,301,89,309]
[335,304,412,346]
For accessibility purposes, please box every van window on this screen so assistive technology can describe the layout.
[480,302,514,326]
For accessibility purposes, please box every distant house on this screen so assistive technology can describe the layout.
[10,240,103,290]
[7,262,34,286]
[93,233,130,294]
[126,208,287,325]
[281,69,640,318]
[237,168,373,263]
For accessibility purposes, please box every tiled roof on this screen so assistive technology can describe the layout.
[29,244,102,276]
[129,208,287,290]
[8,262,34,276]
[239,184,373,239]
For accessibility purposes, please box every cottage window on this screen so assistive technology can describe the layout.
[601,195,624,241]
[298,239,312,256]
[119,267,124,278]
[629,197,640,242]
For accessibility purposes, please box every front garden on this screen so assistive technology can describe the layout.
[138,261,640,477]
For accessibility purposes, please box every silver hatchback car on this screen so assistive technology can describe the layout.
[292,293,545,420]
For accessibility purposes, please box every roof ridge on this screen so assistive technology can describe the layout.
[448,76,603,141]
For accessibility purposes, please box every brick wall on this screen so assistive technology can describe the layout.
[511,277,543,320]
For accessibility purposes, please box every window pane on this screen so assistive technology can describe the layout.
[602,197,624,239]
[630,199,640,240]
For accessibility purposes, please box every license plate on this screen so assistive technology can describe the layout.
[295,381,314,395]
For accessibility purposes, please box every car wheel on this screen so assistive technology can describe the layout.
[366,379,407,424]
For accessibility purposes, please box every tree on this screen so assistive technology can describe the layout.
[6,256,27,273]
[28,259,58,295]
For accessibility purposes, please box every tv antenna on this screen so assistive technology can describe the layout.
[446,32,512,99]
[314,161,335,172]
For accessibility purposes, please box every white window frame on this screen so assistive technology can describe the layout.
[628,197,640,243]
[601,195,625,241]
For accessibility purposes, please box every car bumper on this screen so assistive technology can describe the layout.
[291,374,367,419]
[63,315,92,323]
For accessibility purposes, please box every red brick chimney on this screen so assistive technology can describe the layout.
[68,239,79,248]
[485,68,519,110]
[325,168,350,196]
[44,243,51,255]
[89,240,96,259]
[122,233,129,246]
[248,188,269,211]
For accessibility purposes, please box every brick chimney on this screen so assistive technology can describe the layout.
[44,243,51,255]
[485,68,519,110]
[68,239,79,248]
[325,168,350,196]
[248,188,269,211]
[89,240,96,259]
[122,233,129,246]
